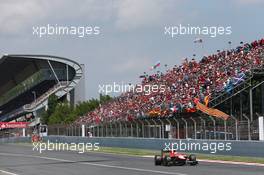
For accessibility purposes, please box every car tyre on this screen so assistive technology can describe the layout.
[189,154,198,166]
[154,155,161,166]
[163,156,169,166]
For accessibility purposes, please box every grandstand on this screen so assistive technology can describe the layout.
[72,38,264,141]
[0,54,83,126]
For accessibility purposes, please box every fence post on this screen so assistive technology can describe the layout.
[146,120,151,138]
[166,119,172,139]
[110,122,113,137]
[190,117,197,140]
[125,122,128,137]
[101,124,104,137]
[230,115,238,140]
[92,125,95,137]
[130,122,133,137]
[57,127,60,136]
[249,88,253,121]
[182,118,188,139]
[152,119,158,138]
[136,121,139,138]
[81,125,85,137]
[243,114,251,140]
[22,128,26,137]
[224,120,227,140]
[114,122,117,137]
[256,113,264,141]
[208,116,216,140]
[173,118,180,139]
[97,125,100,137]
[119,122,122,137]
[159,119,164,139]
[199,117,206,139]
[139,120,145,138]
[105,124,107,137]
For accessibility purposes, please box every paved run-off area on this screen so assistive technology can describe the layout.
[0,144,263,175]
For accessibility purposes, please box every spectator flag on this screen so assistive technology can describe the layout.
[233,72,245,85]
[225,82,234,94]
[151,61,161,70]
[193,98,200,104]
[194,38,203,43]
[170,106,177,113]
[186,108,196,113]
[204,95,210,107]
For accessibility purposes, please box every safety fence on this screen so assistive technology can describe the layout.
[47,115,259,141]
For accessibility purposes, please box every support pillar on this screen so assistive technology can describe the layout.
[81,124,85,137]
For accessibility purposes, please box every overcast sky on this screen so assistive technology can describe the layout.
[0,0,263,99]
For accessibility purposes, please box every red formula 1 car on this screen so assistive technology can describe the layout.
[154,149,198,166]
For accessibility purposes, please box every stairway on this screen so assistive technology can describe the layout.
[209,68,264,108]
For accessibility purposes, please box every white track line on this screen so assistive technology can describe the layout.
[0,153,187,175]
[198,159,264,167]
[0,169,18,175]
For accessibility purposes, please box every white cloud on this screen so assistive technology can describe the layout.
[115,0,163,30]
[0,0,183,35]
[114,0,178,31]
[0,1,46,34]
[112,57,152,73]
[0,0,112,35]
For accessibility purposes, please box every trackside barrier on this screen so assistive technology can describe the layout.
[1,136,264,157]
[0,137,31,143]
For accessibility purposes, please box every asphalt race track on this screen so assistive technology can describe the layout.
[0,144,263,175]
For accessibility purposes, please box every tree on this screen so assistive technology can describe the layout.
[99,94,112,104]
[42,94,112,125]
[41,94,58,124]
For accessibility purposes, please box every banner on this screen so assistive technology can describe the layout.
[0,122,29,129]
[196,102,229,120]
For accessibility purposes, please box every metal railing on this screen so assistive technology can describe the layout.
[43,114,258,141]
[209,68,264,108]
[209,74,253,108]
[23,81,68,111]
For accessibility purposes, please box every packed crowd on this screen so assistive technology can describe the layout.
[75,38,264,125]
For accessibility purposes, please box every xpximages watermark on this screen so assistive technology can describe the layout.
[98,82,166,95]
[32,24,100,38]
[32,140,100,154]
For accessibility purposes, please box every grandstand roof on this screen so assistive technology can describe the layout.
[0,54,83,121]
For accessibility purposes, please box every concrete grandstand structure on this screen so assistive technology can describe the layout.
[0,54,83,123]
[71,38,264,141]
